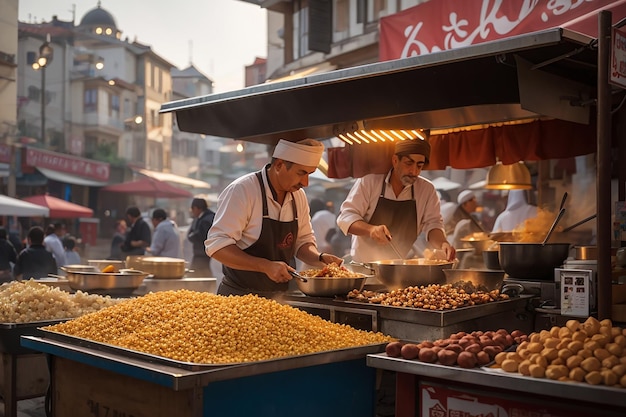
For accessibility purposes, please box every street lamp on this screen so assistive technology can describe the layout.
[32,34,54,147]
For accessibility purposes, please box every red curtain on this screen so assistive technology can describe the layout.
[327,119,597,179]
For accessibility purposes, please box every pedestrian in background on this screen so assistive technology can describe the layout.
[187,198,215,277]
[63,236,82,265]
[121,206,151,256]
[43,222,66,267]
[109,219,127,260]
[0,227,17,283]
[148,208,181,257]
[14,226,57,280]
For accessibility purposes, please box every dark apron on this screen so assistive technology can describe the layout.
[361,179,418,260]
[218,171,298,297]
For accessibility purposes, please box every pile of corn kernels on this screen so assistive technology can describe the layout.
[45,290,394,364]
[0,279,123,323]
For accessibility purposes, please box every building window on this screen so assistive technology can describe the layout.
[293,0,310,59]
[335,0,349,33]
[84,89,97,112]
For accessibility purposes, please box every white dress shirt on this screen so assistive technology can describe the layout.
[336,171,445,262]
[205,168,316,258]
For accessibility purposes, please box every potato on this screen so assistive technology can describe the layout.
[591,333,610,347]
[543,337,560,349]
[419,341,434,348]
[457,351,478,369]
[556,338,572,350]
[465,343,482,354]
[529,333,541,343]
[551,357,564,366]
[578,348,593,359]
[566,355,583,369]
[584,340,600,352]
[534,355,548,369]
[492,334,508,348]
[549,327,560,338]
[445,344,463,354]
[541,347,559,362]
[517,340,529,351]
[529,363,546,378]
[569,367,586,382]
[558,327,572,339]
[483,345,502,360]
[622,373,626,388]
[437,348,458,366]
[418,348,438,363]
[400,343,420,360]
[571,330,587,342]
[600,318,613,328]
[612,364,626,378]
[611,327,622,339]
[613,334,626,348]
[605,343,623,357]
[584,370,602,385]
[602,355,620,369]
[385,341,403,358]
[566,320,580,332]
[501,358,519,373]
[527,342,543,354]
[545,365,568,380]
[506,352,523,362]
[494,351,507,365]
[593,348,610,361]
[567,340,584,354]
[557,348,574,361]
[582,317,601,336]
[476,351,491,366]
[518,359,532,376]
[601,370,618,386]
[580,356,601,372]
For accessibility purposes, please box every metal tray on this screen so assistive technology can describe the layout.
[0,319,70,354]
[39,328,386,372]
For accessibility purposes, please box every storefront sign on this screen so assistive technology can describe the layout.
[380,0,623,61]
[611,26,626,88]
[25,147,110,181]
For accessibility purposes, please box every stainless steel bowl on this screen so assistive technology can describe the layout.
[87,260,125,272]
[60,265,98,273]
[296,275,368,297]
[65,270,149,291]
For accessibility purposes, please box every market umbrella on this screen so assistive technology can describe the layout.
[23,195,93,218]
[100,177,193,199]
[0,195,50,217]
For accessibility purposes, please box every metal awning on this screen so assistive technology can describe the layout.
[160,28,601,145]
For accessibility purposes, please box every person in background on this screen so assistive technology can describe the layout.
[109,220,127,260]
[43,222,66,267]
[121,206,151,256]
[449,190,486,247]
[148,208,181,257]
[187,198,215,277]
[492,190,538,233]
[310,198,336,254]
[13,226,57,280]
[206,139,344,296]
[0,227,17,283]
[63,236,82,265]
[337,139,456,262]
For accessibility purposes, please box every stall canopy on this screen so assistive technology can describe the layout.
[0,195,50,217]
[160,18,624,177]
[23,195,93,218]
[100,177,194,199]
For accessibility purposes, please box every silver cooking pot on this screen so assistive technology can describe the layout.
[351,259,455,290]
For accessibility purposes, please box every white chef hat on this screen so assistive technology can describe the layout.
[272,139,324,167]
[457,190,476,205]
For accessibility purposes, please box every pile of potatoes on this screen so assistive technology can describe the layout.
[493,317,626,388]
[385,328,528,368]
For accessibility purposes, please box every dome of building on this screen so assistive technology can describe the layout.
[79,2,117,29]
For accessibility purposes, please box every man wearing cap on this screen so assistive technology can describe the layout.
[148,208,181,258]
[337,139,456,262]
[448,190,485,248]
[206,139,344,296]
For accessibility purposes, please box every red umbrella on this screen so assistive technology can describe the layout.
[23,195,94,218]
[100,177,193,199]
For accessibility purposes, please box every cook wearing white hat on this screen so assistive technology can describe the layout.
[457,190,476,205]
[206,138,343,297]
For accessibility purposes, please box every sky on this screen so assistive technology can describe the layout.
[18,0,268,93]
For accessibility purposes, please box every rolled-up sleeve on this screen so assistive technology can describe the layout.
[336,175,384,235]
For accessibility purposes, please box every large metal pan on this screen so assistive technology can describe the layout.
[352,259,455,290]
[64,269,150,291]
[498,242,570,280]
[126,256,186,279]
[87,259,125,272]
[442,269,505,292]
[295,274,369,297]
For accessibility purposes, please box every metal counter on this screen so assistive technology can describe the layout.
[282,293,535,341]
[22,335,383,417]
[367,353,626,415]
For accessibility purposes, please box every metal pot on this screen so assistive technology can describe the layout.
[129,256,186,279]
[295,275,369,297]
[499,242,570,280]
[574,246,597,260]
[353,259,454,290]
[63,270,149,291]
[442,269,505,292]
[60,265,98,273]
[483,250,501,270]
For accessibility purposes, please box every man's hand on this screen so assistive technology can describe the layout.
[369,225,392,245]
